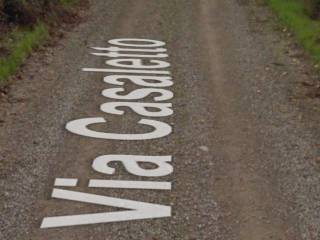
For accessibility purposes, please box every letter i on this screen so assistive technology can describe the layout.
[54,178,79,187]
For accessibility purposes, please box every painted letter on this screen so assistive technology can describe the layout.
[103,75,173,87]
[89,180,171,190]
[108,38,165,48]
[102,88,173,101]
[100,102,173,117]
[91,52,168,58]
[106,59,170,69]
[66,118,172,140]
[91,46,167,53]
[40,189,171,228]
[92,155,173,177]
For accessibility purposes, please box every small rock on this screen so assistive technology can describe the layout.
[199,146,209,152]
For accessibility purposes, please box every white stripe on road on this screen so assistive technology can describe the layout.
[89,180,172,190]
[54,178,78,187]
[41,188,171,228]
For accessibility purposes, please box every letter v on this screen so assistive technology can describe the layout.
[40,188,171,228]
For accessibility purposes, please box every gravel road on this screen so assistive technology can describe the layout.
[1,1,319,239]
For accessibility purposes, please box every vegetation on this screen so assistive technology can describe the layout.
[60,0,79,8]
[0,0,79,83]
[268,0,320,62]
[0,23,49,82]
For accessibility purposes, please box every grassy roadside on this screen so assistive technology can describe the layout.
[0,0,81,84]
[268,0,320,63]
[0,23,49,83]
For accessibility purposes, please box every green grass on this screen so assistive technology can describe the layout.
[269,0,320,62]
[0,23,49,83]
[0,0,81,84]
[60,0,78,7]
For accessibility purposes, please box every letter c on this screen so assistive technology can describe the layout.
[65,117,172,140]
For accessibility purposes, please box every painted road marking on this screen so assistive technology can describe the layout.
[91,52,169,58]
[101,75,173,87]
[66,118,172,140]
[41,188,171,228]
[42,38,174,228]
[92,46,167,52]
[88,180,172,190]
[82,68,170,75]
[54,178,78,187]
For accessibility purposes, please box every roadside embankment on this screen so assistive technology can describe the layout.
[0,0,85,84]
[269,0,320,63]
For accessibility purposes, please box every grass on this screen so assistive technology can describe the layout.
[0,0,81,84]
[60,0,79,7]
[269,0,320,62]
[0,23,49,83]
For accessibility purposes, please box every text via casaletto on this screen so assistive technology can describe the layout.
[41,38,174,229]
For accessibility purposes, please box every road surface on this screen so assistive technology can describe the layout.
[1,1,320,239]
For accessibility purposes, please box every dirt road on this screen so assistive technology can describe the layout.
[1,1,320,239]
